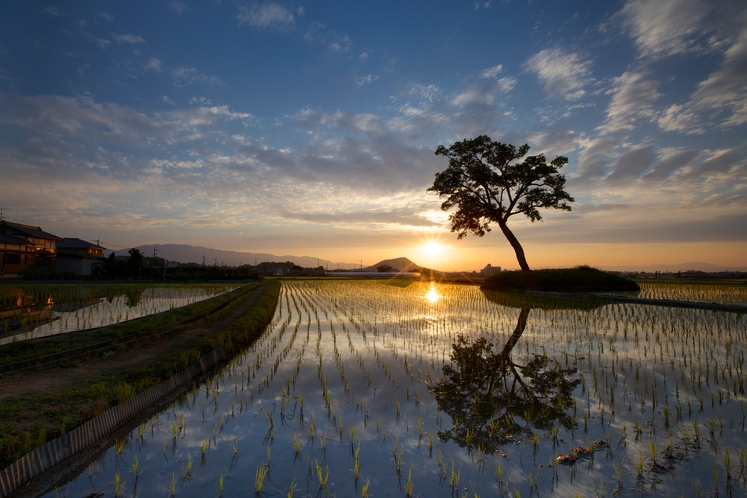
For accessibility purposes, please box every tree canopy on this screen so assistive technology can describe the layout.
[428,136,574,270]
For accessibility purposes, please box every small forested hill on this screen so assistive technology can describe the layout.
[364,257,420,272]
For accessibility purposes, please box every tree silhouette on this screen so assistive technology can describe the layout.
[430,307,579,453]
[428,136,573,270]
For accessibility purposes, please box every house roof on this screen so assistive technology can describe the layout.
[58,238,106,250]
[0,232,31,246]
[0,220,64,241]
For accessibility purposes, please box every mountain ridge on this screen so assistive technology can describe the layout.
[112,244,358,269]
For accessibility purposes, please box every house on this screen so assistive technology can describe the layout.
[0,220,63,277]
[57,238,107,276]
[480,264,501,276]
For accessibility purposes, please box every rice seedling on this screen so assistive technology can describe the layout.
[35,278,747,498]
[255,465,268,495]
[404,467,414,497]
[113,472,126,497]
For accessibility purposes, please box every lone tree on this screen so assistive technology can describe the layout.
[428,135,574,271]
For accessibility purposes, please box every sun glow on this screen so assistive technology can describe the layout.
[425,282,441,304]
[416,240,450,268]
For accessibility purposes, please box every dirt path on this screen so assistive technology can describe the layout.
[0,284,268,402]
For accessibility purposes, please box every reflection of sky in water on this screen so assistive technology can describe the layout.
[1,286,236,345]
[43,280,747,498]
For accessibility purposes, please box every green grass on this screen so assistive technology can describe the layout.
[480,266,640,292]
[0,280,280,470]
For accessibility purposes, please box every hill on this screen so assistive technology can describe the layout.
[362,257,421,272]
[111,244,356,269]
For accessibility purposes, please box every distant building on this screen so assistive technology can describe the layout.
[480,264,501,276]
[0,220,63,277]
[57,238,107,276]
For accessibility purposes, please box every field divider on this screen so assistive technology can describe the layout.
[0,286,252,375]
[0,347,227,498]
[526,290,747,313]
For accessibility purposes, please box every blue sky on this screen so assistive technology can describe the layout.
[1,0,745,270]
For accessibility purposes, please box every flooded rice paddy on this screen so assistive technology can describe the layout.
[43,279,747,497]
[0,284,237,345]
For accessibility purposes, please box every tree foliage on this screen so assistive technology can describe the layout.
[428,135,574,270]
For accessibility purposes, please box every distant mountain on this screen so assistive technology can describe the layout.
[111,244,356,269]
[601,262,747,272]
[362,257,421,272]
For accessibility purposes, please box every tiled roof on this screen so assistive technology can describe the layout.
[0,220,64,241]
[58,237,105,250]
[0,232,31,245]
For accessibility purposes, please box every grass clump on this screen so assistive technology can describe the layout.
[481,265,640,292]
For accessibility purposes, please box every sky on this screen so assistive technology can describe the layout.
[0,0,746,271]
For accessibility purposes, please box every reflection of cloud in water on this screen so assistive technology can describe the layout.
[43,280,747,498]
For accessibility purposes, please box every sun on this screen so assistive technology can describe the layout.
[422,242,443,258]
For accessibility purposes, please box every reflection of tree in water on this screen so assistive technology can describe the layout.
[430,307,580,453]
[105,286,145,308]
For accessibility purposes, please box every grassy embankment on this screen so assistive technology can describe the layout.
[481,265,640,292]
[0,280,280,470]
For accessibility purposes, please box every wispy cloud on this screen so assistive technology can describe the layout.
[168,1,186,15]
[355,74,378,87]
[480,65,502,79]
[525,48,592,101]
[597,70,659,135]
[115,34,145,44]
[658,27,747,131]
[237,3,295,29]
[619,0,709,58]
[144,58,161,72]
[171,67,222,87]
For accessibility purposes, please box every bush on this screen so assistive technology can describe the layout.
[481,265,640,292]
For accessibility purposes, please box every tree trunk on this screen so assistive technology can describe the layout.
[498,221,531,271]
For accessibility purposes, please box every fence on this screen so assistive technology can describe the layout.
[0,347,226,497]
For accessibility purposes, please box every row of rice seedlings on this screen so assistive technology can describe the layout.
[48,279,747,498]
[636,281,747,306]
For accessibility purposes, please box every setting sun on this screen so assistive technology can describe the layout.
[423,242,443,258]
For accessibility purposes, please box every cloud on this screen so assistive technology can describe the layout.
[619,0,709,58]
[528,129,580,156]
[168,1,186,14]
[408,83,442,102]
[237,3,295,29]
[171,67,222,87]
[480,65,502,79]
[162,96,176,106]
[304,22,353,54]
[144,58,161,72]
[189,96,213,106]
[605,145,657,184]
[597,70,659,135]
[658,27,747,131]
[451,77,515,106]
[115,34,145,44]
[642,148,701,180]
[524,48,592,101]
[355,74,379,87]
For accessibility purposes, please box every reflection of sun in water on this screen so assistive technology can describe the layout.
[425,282,441,304]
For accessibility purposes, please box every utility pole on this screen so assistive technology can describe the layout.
[202,255,206,266]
